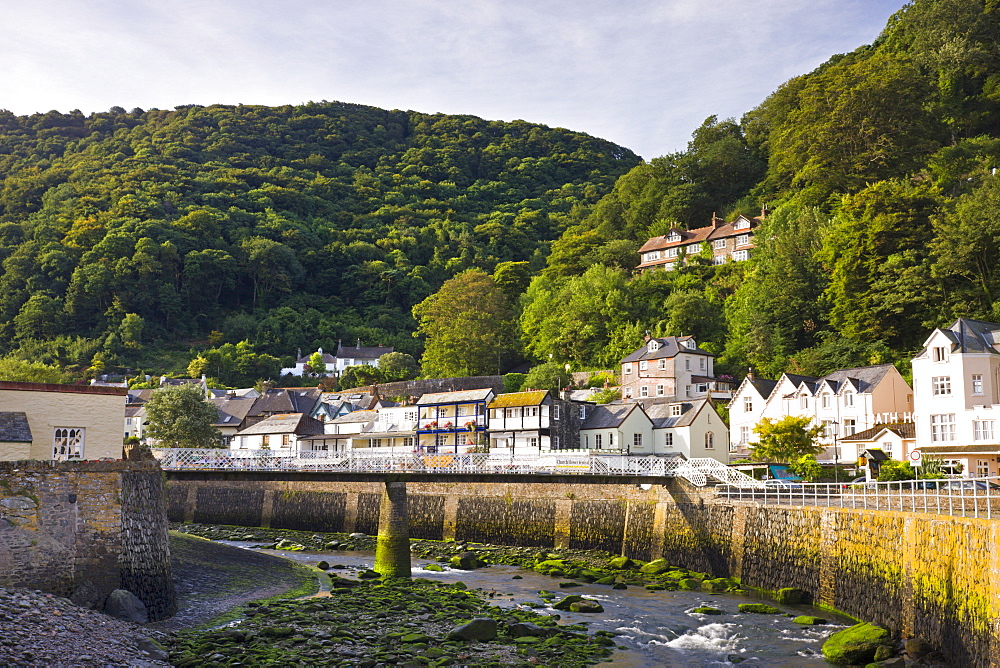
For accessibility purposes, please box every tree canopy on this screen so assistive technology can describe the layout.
[144,384,221,448]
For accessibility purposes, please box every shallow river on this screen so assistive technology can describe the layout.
[218,542,851,667]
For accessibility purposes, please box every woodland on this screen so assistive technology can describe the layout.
[2,0,999,388]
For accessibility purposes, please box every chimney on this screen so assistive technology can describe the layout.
[357,338,361,349]
[643,330,651,343]
[711,212,724,229]
[760,206,770,218]
[297,347,301,360]
[747,367,754,381]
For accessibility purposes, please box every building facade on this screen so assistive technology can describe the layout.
[620,335,731,402]
[637,213,760,272]
[486,390,593,454]
[416,388,494,452]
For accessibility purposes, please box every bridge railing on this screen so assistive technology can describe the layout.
[150,448,691,478]
[716,476,1000,520]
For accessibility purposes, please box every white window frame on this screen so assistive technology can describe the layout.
[844,419,856,436]
[53,428,84,460]
[658,358,666,370]
[670,404,681,417]
[712,254,727,265]
[974,420,995,441]
[665,248,679,258]
[664,433,674,448]
[932,347,947,362]
[972,374,984,395]
[624,386,633,398]
[739,425,750,444]
[595,433,603,448]
[656,384,665,396]
[930,414,956,442]
[552,404,560,420]
[633,433,643,449]
[743,397,753,412]
[732,249,749,261]
[800,395,809,409]
[704,431,714,449]
[932,376,952,396]
[736,234,750,246]
[734,219,750,230]
[821,393,831,409]
[639,361,648,371]
[713,239,727,249]
[623,363,633,375]
[688,243,702,254]
[843,391,854,407]
[667,231,681,243]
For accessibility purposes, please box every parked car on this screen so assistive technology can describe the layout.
[935,480,1000,491]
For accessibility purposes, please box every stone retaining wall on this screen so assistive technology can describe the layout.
[165,476,1000,665]
[0,461,175,621]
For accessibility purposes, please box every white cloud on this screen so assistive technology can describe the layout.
[0,0,905,158]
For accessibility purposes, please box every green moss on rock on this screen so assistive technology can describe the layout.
[738,603,781,614]
[821,622,891,665]
[792,616,827,625]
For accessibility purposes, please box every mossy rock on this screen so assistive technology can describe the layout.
[611,583,628,590]
[401,633,435,644]
[316,560,330,570]
[578,569,602,582]
[607,556,636,569]
[450,551,485,570]
[701,578,730,592]
[559,582,582,589]
[738,603,781,614]
[775,587,810,604]
[644,584,665,591]
[678,578,700,590]
[639,558,671,575]
[595,576,616,585]
[568,599,604,613]
[691,606,724,615]
[822,622,891,665]
[534,559,567,571]
[358,569,380,579]
[423,563,444,572]
[792,615,827,625]
[261,626,295,638]
[552,595,584,611]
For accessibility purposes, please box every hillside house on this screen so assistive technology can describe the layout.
[637,212,760,272]
[643,398,729,462]
[486,390,593,454]
[620,335,732,402]
[280,341,394,376]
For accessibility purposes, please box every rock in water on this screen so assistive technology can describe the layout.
[450,551,484,570]
[447,618,497,641]
[104,589,148,623]
[822,622,891,665]
[775,587,809,604]
[568,599,604,613]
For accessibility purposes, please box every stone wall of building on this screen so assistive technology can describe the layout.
[165,475,999,665]
[0,461,175,620]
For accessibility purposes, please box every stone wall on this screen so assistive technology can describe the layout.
[0,461,175,621]
[165,476,1000,665]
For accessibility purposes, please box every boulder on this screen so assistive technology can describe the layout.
[423,563,444,572]
[639,558,671,575]
[691,606,723,615]
[611,583,628,590]
[568,599,604,613]
[552,595,584,611]
[136,637,168,661]
[349,532,366,538]
[701,578,730,592]
[738,603,781,614]
[507,622,548,638]
[450,551,485,570]
[821,622,891,665]
[678,578,701,590]
[775,587,810,604]
[104,589,148,624]
[317,561,330,570]
[903,638,933,659]
[607,556,635,569]
[447,618,497,641]
[792,615,827,625]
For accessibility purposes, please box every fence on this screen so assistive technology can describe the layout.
[717,476,1000,520]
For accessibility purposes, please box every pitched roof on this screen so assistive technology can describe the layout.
[328,410,378,425]
[210,395,257,426]
[489,391,548,409]
[336,343,393,360]
[0,412,32,442]
[250,388,322,416]
[580,404,643,430]
[821,365,895,394]
[642,399,712,428]
[840,423,916,442]
[620,336,713,363]
[236,413,325,436]
[927,318,1000,355]
[637,215,760,254]
[748,378,777,398]
[296,352,337,363]
[417,388,494,405]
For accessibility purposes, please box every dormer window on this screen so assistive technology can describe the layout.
[648,340,659,353]
[734,218,751,230]
[667,231,682,243]
[932,346,947,362]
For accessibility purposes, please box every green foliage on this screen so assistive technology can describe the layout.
[877,459,916,482]
[338,365,382,390]
[0,357,72,383]
[412,269,515,378]
[588,387,621,404]
[789,454,824,482]
[376,352,419,382]
[750,416,824,463]
[187,340,281,387]
[523,362,571,393]
[144,384,221,448]
[503,373,527,393]
[305,352,327,377]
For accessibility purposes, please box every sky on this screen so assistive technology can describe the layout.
[0,0,906,160]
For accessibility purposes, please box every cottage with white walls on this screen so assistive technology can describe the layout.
[578,404,654,454]
[643,398,729,463]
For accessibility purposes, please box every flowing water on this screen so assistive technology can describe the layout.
[218,542,852,667]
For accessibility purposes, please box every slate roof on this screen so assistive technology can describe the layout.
[620,336,713,363]
[336,343,394,360]
[840,423,916,442]
[927,318,1000,355]
[642,399,711,428]
[417,388,494,405]
[328,410,378,425]
[295,352,337,364]
[210,395,257,427]
[489,391,548,409]
[236,413,325,436]
[748,378,778,398]
[249,388,322,416]
[920,444,1000,454]
[0,412,32,442]
[821,365,894,394]
[638,215,760,254]
[580,404,643,430]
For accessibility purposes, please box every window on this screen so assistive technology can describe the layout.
[972,374,984,395]
[930,414,956,442]
[974,420,995,441]
[281,434,292,447]
[700,357,705,369]
[665,248,679,258]
[821,393,831,409]
[595,434,603,448]
[528,437,538,449]
[371,438,382,448]
[658,358,666,370]
[712,254,727,265]
[435,433,449,448]
[704,432,714,449]
[608,432,614,446]
[527,406,538,417]
[656,384,665,396]
[639,361,648,371]
[633,433,643,449]
[644,251,661,262]
[664,262,676,271]
[732,250,749,262]
[881,441,893,456]
[670,404,682,417]
[640,386,648,398]
[664,433,674,448]
[648,340,659,352]
[579,405,587,419]
[402,436,415,449]
[667,231,682,243]
[736,234,750,246]
[685,385,692,397]
[552,404,560,420]
[843,391,854,407]
[740,426,750,444]
[688,243,702,253]
[505,408,517,418]
[744,397,753,412]
[977,459,991,477]
[552,436,560,449]
[713,239,727,249]
[624,387,633,398]
[932,346,947,362]
[844,419,856,436]
[405,410,418,421]
[53,428,84,460]
[623,363,633,375]
[932,376,952,396]
[685,358,690,370]
[734,218,750,230]
[800,395,809,409]
[262,434,271,449]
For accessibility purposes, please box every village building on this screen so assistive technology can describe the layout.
[280,341,394,376]
[840,423,917,479]
[578,404,654,454]
[416,388,494,453]
[636,212,761,272]
[912,318,1000,477]
[0,381,126,461]
[620,335,732,403]
[486,390,593,454]
[234,413,330,452]
[642,398,729,463]
[728,365,913,464]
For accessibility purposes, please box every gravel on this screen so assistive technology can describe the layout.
[0,587,171,667]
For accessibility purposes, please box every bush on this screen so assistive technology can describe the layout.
[877,460,915,482]
[503,373,527,393]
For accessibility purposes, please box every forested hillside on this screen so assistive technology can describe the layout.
[516,0,1000,382]
[0,102,637,380]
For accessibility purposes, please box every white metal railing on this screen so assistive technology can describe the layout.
[677,458,766,489]
[716,476,1000,520]
[151,448,704,480]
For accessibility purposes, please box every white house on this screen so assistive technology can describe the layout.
[643,398,729,463]
[486,390,593,454]
[912,318,1000,478]
[728,365,913,464]
[839,423,917,479]
[280,342,395,377]
[234,413,330,452]
[346,404,419,452]
[579,404,654,454]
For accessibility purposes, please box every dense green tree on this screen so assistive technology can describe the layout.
[376,351,419,381]
[339,364,382,389]
[144,384,221,448]
[750,416,824,463]
[412,269,515,378]
[523,361,572,393]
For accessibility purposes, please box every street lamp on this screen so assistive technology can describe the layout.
[828,420,840,484]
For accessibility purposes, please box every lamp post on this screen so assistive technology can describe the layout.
[828,420,840,484]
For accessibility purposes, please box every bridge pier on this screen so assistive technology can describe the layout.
[374,480,411,578]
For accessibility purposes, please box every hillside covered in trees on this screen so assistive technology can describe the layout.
[0,101,638,381]
[508,0,1000,383]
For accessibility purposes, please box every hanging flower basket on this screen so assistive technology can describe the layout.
[464,421,477,430]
